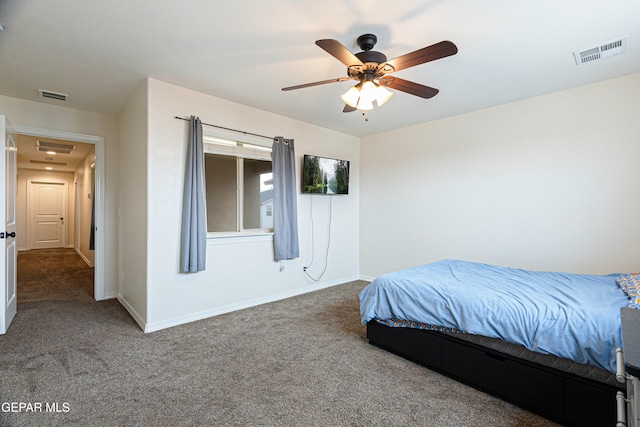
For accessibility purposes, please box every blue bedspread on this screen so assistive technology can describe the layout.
[359,259,628,373]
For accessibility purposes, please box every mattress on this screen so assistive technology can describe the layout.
[360,259,629,373]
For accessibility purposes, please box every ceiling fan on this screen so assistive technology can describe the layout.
[282,34,458,114]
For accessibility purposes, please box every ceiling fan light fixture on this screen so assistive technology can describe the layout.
[355,97,374,111]
[358,80,378,107]
[341,84,361,108]
[341,80,392,111]
[374,83,393,107]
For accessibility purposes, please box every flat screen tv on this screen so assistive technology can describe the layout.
[302,154,350,195]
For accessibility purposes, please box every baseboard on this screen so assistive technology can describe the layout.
[359,274,376,282]
[74,247,94,268]
[143,275,361,333]
[117,294,147,332]
[103,291,118,300]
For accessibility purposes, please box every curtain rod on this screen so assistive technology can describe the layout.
[174,116,274,141]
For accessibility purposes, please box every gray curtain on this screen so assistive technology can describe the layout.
[180,116,207,272]
[272,137,299,260]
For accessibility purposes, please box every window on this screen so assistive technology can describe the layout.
[203,135,273,235]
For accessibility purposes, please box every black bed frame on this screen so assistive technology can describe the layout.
[367,320,623,427]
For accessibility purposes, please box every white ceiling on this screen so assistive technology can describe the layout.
[0,0,638,137]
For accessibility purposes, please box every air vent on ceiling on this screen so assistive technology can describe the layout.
[573,36,628,65]
[36,140,76,154]
[30,160,67,166]
[38,89,69,101]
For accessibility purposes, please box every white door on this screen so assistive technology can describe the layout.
[1,115,17,334]
[29,181,66,249]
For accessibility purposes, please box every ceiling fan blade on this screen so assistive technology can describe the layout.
[282,77,352,91]
[378,76,439,99]
[316,39,364,67]
[384,40,457,72]
[343,104,357,113]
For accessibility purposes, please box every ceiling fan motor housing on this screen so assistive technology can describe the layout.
[355,50,387,64]
[356,33,387,67]
[350,50,389,79]
[352,34,390,78]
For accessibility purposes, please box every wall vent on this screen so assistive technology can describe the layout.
[38,89,69,101]
[573,36,628,65]
[36,140,76,154]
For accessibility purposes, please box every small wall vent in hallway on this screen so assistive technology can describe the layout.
[573,36,629,65]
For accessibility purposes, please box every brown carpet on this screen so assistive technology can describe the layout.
[17,248,94,303]
[0,255,560,427]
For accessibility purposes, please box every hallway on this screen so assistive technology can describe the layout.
[17,248,94,303]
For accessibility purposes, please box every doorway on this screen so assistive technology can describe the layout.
[12,125,105,301]
[17,248,94,302]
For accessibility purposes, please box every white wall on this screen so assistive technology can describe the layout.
[75,147,96,266]
[0,95,119,297]
[360,72,640,278]
[133,78,359,331]
[116,81,149,324]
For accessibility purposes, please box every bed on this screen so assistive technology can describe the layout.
[359,259,632,427]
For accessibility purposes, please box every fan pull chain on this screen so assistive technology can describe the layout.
[362,110,369,121]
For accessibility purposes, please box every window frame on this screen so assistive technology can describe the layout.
[202,131,274,239]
